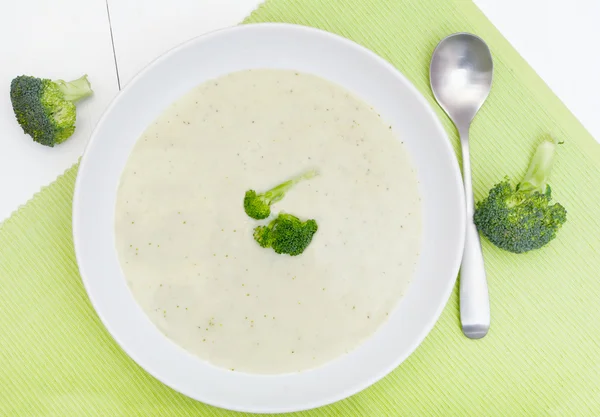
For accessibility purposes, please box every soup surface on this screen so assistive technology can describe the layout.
[115,69,421,374]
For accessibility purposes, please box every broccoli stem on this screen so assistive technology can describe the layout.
[54,75,93,103]
[264,169,318,204]
[518,138,558,194]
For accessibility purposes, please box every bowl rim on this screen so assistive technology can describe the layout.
[73,22,466,413]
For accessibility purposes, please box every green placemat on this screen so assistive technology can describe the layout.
[2,0,600,415]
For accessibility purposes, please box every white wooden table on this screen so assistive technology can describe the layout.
[1,0,598,222]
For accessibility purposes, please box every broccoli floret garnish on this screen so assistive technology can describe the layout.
[253,213,318,256]
[474,138,567,253]
[243,169,318,219]
[10,74,93,147]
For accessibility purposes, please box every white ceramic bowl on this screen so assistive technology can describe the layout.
[73,23,465,413]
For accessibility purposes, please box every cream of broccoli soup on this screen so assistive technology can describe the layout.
[115,69,421,374]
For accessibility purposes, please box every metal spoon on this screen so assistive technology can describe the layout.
[430,33,493,339]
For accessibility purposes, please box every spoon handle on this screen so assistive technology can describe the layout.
[458,127,490,339]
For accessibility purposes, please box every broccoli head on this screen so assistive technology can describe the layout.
[243,169,318,219]
[10,74,93,147]
[474,138,567,253]
[253,213,318,256]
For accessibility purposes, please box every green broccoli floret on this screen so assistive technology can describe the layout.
[244,169,318,219]
[474,138,567,253]
[10,75,93,147]
[253,213,318,256]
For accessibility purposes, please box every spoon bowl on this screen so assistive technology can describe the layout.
[430,33,493,127]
